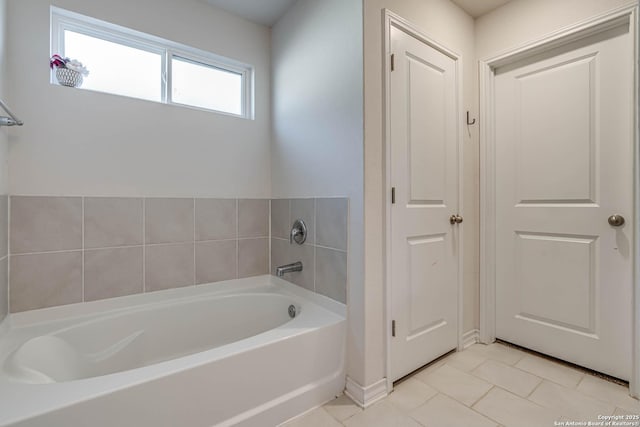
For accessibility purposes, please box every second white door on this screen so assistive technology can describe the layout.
[494,21,634,380]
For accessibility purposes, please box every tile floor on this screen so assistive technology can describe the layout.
[281,342,640,427]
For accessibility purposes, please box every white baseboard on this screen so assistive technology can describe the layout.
[462,329,480,349]
[344,377,388,409]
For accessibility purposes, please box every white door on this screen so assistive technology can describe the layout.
[389,25,460,382]
[495,22,633,380]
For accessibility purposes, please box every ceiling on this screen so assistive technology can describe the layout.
[204,0,297,27]
[204,0,514,27]
[450,0,514,18]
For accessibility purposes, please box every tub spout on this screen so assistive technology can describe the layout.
[276,262,303,277]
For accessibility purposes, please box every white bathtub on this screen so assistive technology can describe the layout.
[0,276,346,427]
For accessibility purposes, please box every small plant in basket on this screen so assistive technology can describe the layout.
[50,54,89,88]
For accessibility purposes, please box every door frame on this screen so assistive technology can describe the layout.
[479,3,640,396]
[382,9,465,391]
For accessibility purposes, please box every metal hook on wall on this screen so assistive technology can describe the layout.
[466,111,476,126]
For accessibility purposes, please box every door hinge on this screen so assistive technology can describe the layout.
[392,320,396,337]
[391,53,395,71]
[391,187,396,204]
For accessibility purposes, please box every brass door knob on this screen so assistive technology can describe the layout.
[608,214,625,227]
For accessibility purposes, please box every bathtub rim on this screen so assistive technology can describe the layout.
[0,275,345,333]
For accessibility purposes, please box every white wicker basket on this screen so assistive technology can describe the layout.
[55,68,83,88]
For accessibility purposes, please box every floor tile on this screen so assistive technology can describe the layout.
[413,355,449,378]
[323,394,362,422]
[528,380,615,420]
[466,343,526,366]
[416,364,492,407]
[576,375,640,413]
[473,387,562,427]
[343,401,422,427]
[471,359,541,397]
[388,378,438,412]
[410,393,498,427]
[515,355,584,388]
[280,407,342,427]
[446,349,488,372]
[615,407,640,416]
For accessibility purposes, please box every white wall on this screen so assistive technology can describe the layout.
[271,0,364,385]
[363,0,476,388]
[7,0,271,198]
[0,0,8,195]
[476,0,635,59]
[0,0,7,323]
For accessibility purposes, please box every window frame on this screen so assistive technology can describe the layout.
[50,6,254,119]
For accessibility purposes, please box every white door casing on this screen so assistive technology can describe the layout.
[388,20,461,382]
[481,7,637,384]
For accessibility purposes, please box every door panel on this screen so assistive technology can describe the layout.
[495,24,633,380]
[516,54,596,203]
[390,26,459,382]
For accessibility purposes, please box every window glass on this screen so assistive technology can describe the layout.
[64,30,163,102]
[171,57,243,115]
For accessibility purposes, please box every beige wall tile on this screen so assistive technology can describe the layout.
[195,199,236,241]
[84,198,143,249]
[0,196,7,258]
[145,243,194,292]
[84,247,143,301]
[288,243,314,292]
[316,247,347,303]
[145,198,194,244]
[271,199,290,240]
[238,238,268,278]
[291,199,315,244]
[0,258,6,322]
[238,199,268,238]
[271,238,290,274]
[10,251,82,312]
[195,240,237,284]
[316,198,348,251]
[11,196,82,254]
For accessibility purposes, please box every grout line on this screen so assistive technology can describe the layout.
[192,198,196,286]
[268,199,271,275]
[81,197,85,302]
[525,376,544,399]
[313,198,316,293]
[269,236,348,253]
[6,196,9,315]
[470,385,495,408]
[142,198,146,293]
[83,244,145,252]
[236,199,239,279]
[10,248,85,257]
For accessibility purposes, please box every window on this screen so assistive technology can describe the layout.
[51,7,253,118]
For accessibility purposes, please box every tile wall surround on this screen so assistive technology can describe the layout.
[8,196,270,312]
[0,196,7,322]
[271,198,348,304]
